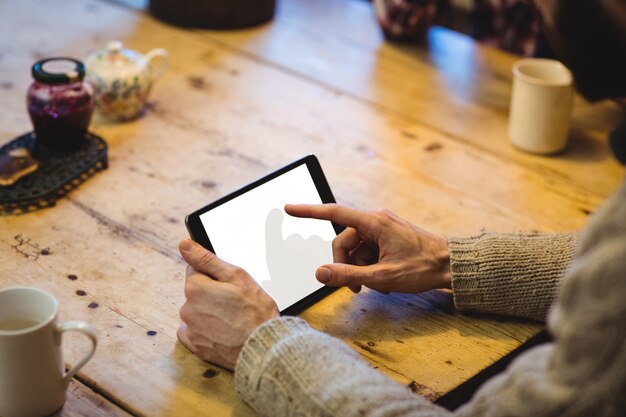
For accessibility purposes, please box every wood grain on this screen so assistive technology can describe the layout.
[194,0,624,198]
[53,380,132,417]
[0,0,623,416]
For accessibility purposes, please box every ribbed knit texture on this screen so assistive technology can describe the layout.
[235,316,446,417]
[235,179,626,417]
[449,231,579,321]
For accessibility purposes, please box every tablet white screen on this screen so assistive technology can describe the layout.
[198,164,335,311]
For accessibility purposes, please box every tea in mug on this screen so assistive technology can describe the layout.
[0,318,40,331]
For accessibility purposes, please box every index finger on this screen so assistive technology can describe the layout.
[285,204,371,234]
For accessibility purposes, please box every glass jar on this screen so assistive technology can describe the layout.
[27,58,94,150]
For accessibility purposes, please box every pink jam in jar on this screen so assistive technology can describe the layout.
[27,58,94,150]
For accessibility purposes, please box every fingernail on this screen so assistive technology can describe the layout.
[180,239,195,252]
[316,267,331,284]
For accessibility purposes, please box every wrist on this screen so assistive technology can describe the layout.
[436,240,452,289]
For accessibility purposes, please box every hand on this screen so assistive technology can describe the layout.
[285,204,451,294]
[177,239,279,370]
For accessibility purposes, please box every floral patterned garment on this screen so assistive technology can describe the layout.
[373,0,447,41]
[373,0,540,56]
[470,0,539,56]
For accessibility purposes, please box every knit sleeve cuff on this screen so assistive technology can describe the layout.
[234,316,312,404]
[449,231,579,321]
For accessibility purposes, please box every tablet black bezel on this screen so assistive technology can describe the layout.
[185,154,344,316]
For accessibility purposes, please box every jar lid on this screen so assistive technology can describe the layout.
[31,58,86,84]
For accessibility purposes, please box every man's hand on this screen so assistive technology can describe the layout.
[177,239,279,370]
[285,204,451,294]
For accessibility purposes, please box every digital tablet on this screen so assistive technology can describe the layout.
[185,155,343,315]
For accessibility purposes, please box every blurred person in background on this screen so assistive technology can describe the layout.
[374,0,548,56]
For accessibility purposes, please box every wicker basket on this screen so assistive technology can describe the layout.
[148,0,276,29]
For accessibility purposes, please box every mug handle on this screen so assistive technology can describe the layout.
[57,321,98,387]
[144,48,169,80]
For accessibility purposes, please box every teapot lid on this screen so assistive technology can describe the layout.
[87,41,142,69]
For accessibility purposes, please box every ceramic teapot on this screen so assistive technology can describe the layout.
[85,41,168,121]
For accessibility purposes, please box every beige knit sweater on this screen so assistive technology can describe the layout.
[235,179,626,417]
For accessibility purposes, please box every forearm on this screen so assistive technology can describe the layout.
[448,231,579,321]
[236,317,450,417]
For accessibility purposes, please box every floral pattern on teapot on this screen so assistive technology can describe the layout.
[85,41,168,121]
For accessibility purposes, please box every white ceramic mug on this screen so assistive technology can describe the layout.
[0,287,98,417]
[509,58,574,154]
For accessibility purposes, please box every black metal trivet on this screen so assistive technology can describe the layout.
[0,132,108,215]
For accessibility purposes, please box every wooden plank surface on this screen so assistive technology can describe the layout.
[0,0,623,416]
[54,380,132,417]
[193,0,624,198]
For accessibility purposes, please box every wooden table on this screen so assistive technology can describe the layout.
[1,0,623,415]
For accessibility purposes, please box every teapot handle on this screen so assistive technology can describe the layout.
[144,48,169,80]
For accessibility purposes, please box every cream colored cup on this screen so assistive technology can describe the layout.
[0,287,97,417]
[509,58,574,154]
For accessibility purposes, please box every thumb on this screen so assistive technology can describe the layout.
[179,238,239,282]
[315,263,382,288]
